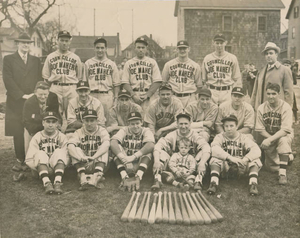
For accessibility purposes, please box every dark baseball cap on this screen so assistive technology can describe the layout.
[83,109,97,119]
[58,30,72,38]
[35,81,50,90]
[94,37,107,46]
[176,110,191,121]
[231,87,245,96]
[43,111,59,121]
[197,88,212,97]
[118,89,131,98]
[159,83,172,91]
[213,33,225,42]
[177,40,189,48]
[135,37,148,46]
[76,81,90,90]
[221,114,238,124]
[128,112,142,121]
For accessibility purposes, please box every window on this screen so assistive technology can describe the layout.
[258,16,267,31]
[294,7,299,18]
[292,27,296,39]
[223,15,232,31]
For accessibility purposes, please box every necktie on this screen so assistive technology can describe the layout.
[22,54,27,64]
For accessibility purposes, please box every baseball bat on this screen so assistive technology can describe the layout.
[197,191,224,222]
[141,192,151,223]
[162,191,169,223]
[155,192,163,223]
[134,192,147,222]
[191,193,211,224]
[186,191,204,225]
[173,192,183,224]
[168,192,176,224]
[195,193,218,223]
[182,193,198,225]
[178,192,190,225]
[121,191,136,222]
[128,192,141,222]
[148,193,158,224]
[182,177,194,188]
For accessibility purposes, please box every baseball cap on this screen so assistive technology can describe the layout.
[58,30,72,39]
[43,111,59,121]
[135,37,148,46]
[128,112,142,121]
[76,81,90,90]
[82,109,97,119]
[197,88,212,97]
[159,83,173,91]
[94,37,107,46]
[35,81,50,90]
[213,33,226,42]
[282,58,291,65]
[177,40,189,48]
[231,87,245,96]
[176,110,191,121]
[118,89,131,98]
[221,114,238,124]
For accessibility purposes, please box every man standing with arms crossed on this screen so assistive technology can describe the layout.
[42,30,83,116]
[202,34,242,105]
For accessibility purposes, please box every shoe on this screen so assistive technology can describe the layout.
[44,182,54,194]
[151,179,162,191]
[94,172,104,189]
[207,182,218,195]
[249,183,258,196]
[194,182,202,191]
[278,175,287,185]
[54,182,63,194]
[12,164,23,172]
[161,171,175,184]
[183,184,190,191]
[13,172,26,182]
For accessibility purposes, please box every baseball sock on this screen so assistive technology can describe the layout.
[210,171,220,185]
[136,163,148,180]
[154,173,162,182]
[95,162,104,174]
[117,164,128,179]
[39,170,50,186]
[279,154,289,176]
[249,172,258,185]
[54,169,64,183]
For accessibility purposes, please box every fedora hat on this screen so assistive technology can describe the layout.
[262,42,280,54]
[14,32,33,43]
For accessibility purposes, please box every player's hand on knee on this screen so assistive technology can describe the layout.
[125,155,136,164]
[197,161,206,174]
[261,139,271,149]
[175,171,182,178]
[153,162,163,174]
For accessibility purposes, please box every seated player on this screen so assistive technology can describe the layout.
[144,83,183,141]
[215,87,254,135]
[111,112,155,192]
[106,89,142,134]
[152,111,211,191]
[185,88,218,142]
[255,83,294,185]
[207,115,261,196]
[67,109,110,190]
[163,137,197,190]
[66,81,105,133]
[25,111,69,194]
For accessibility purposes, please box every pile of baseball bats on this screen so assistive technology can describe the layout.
[121,190,223,225]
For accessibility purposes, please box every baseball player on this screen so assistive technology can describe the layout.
[84,37,120,125]
[207,115,262,196]
[215,87,254,135]
[144,83,184,141]
[107,89,142,134]
[255,83,294,185]
[110,112,155,192]
[162,40,202,107]
[25,111,69,194]
[67,109,110,190]
[66,81,106,133]
[122,37,162,113]
[152,111,211,191]
[42,30,83,116]
[202,33,242,105]
[185,88,218,142]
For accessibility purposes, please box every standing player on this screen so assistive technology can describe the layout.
[202,34,242,105]
[42,30,83,115]
[185,88,218,142]
[68,109,110,190]
[207,115,261,196]
[162,40,202,107]
[122,37,162,112]
[85,37,120,125]
[111,112,155,192]
[25,111,69,194]
[144,83,184,141]
[255,83,294,185]
[215,87,254,135]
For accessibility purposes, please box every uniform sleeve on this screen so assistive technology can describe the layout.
[161,62,170,83]
[67,130,81,146]
[282,67,294,106]
[281,104,293,134]
[25,134,41,162]
[59,133,69,149]
[111,128,127,144]
[42,56,51,80]
[121,61,130,84]
[194,63,202,87]
[144,104,156,126]
[142,128,155,143]
[211,134,229,160]
[108,108,118,126]
[194,134,211,154]
[254,106,265,132]
[96,102,106,127]
[100,128,110,142]
[243,135,261,161]
[112,63,121,86]
[231,55,242,87]
[187,155,197,174]
[205,104,219,123]
[168,153,178,173]
[152,60,162,82]
[243,104,255,129]
[67,101,77,125]
[76,59,83,81]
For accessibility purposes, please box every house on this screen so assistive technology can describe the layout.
[286,0,300,59]
[69,33,121,62]
[279,30,288,59]
[174,0,285,67]
[164,45,177,59]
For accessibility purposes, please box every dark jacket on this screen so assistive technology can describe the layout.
[23,92,61,136]
[3,52,42,136]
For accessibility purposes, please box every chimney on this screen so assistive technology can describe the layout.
[117,32,120,56]
[150,34,152,39]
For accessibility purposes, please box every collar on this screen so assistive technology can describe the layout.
[267,61,280,70]
[18,50,28,58]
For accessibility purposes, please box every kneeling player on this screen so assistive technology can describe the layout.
[68,109,110,190]
[111,112,155,192]
[207,115,261,196]
[25,112,69,194]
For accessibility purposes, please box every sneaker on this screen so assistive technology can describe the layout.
[207,182,218,195]
[278,175,287,185]
[249,183,258,196]
[44,182,54,194]
[54,182,63,194]
[161,171,175,184]
[194,182,202,191]
[151,179,162,191]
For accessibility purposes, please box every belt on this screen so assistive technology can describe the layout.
[133,88,149,92]
[174,92,191,97]
[91,90,108,94]
[209,85,231,91]
[52,82,76,86]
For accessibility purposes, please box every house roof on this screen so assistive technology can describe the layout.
[0,27,16,36]
[286,0,296,19]
[122,35,163,52]
[174,0,285,16]
[70,35,119,49]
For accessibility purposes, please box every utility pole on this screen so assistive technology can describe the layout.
[58,5,61,31]
[132,9,134,43]
[94,8,96,36]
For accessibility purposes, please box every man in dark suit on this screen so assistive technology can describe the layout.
[2,32,42,175]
